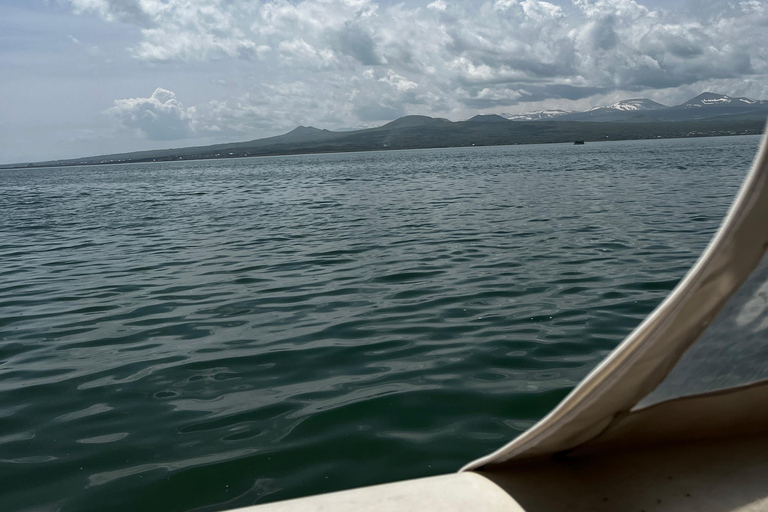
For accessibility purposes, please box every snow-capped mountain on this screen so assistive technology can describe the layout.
[678,92,767,109]
[499,93,768,123]
[588,98,668,112]
[500,109,571,121]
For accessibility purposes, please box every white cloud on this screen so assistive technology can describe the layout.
[520,0,563,21]
[106,88,198,140]
[476,88,524,101]
[427,0,448,11]
[278,38,337,67]
[379,70,419,91]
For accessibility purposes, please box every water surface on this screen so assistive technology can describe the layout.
[0,136,760,512]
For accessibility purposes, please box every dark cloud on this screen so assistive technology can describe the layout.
[525,84,611,101]
[591,15,619,51]
[333,23,383,65]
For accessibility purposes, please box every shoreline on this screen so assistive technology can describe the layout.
[1,124,763,171]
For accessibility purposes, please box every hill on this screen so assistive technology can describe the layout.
[1,92,765,170]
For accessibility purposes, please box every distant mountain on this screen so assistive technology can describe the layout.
[505,93,768,123]
[555,98,668,122]
[3,93,765,170]
[466,114,510,123]
[677,92,768,109]
[279,126,338,143]
[374,115,452,129]
[502,98,665,123]
[588,98,668,112]
[501,110,571,121]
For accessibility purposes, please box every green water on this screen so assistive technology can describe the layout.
[0,136,760,511]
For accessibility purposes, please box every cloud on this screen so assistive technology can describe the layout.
[55,128,98,142]
[332,22,383,65]
[106,88,198,140]
[72,0,768,132]
[378,70,418,91]
[68,0,154,26]
[427,0,448,12]
[106,84,352,143]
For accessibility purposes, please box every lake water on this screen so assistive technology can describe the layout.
[0,135,761,512]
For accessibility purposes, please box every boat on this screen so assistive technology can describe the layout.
[231,128,768,512]
[573,140,585,145]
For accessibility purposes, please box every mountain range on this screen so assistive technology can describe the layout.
[2,93,765,169]
[501,93,768,123]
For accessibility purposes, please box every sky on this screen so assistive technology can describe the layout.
[1,0,767,164]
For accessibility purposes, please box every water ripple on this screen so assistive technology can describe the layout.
[0,136,759,512]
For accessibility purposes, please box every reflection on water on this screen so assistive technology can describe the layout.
[0,136,759,512]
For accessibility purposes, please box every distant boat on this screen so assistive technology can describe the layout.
[573,140,585,145]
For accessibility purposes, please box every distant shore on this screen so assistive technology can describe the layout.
[1,117,764,171]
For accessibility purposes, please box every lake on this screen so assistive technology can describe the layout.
[0,135,761,512]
